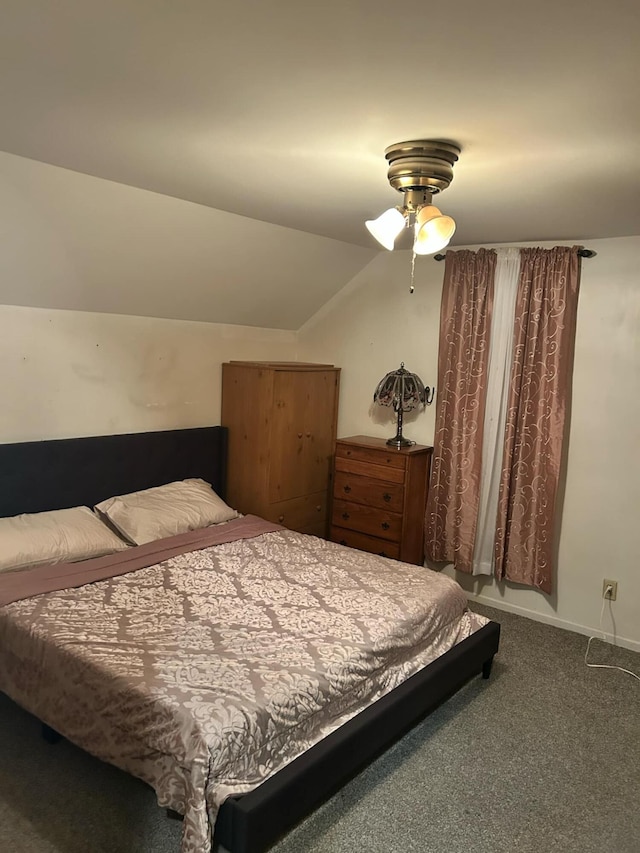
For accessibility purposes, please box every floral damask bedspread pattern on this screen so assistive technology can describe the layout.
[0,530,487,853]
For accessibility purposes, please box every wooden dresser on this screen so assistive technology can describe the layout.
[221,361,340,537]
[330,435,432,565]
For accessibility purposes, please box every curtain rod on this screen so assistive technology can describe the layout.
[432,248,596,261]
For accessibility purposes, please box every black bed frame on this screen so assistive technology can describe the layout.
[0,426,500,853]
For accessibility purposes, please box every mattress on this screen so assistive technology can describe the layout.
[0,517,487,853]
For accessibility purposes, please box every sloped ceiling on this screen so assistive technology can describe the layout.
[1,0,638,327]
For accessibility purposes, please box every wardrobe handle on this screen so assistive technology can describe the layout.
[342,512,350,521]
[381,521,390,531]
[278,515,285,523]
[343,485,352,493]
[316,505,321,512]
[297,432,303,439]
[382,493,391,502]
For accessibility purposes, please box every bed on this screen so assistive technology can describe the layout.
[0,425,500,853]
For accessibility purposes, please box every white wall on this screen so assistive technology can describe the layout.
[0,151,375,330]
[298,236,640,652]
[0,305,296,443]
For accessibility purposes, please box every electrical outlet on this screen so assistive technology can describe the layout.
[603,579,617,600]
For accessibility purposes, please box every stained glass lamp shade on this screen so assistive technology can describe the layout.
[373,363,434,448]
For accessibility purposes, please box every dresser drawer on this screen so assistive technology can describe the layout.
[334,456,405,484]
[333,471,404,512]
[336,442,406,469]
[332,498,402,542]
[330,527,400,559]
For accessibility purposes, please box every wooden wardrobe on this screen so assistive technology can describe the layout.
[221,361,341,536]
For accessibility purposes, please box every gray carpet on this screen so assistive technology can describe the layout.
[0,604,638,853]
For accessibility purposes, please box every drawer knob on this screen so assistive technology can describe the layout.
[297,432,303,439]
[278,515,285,523]
[343,484,352,493]
[342,512,350,521]
[381,521,390,530]
[316,505,321,512]
[383,492,391,502]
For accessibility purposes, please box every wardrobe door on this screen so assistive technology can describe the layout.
[268,370,338,503]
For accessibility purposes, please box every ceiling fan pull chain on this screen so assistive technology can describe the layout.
[409,251,416,294]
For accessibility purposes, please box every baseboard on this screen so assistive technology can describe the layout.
[466,592,640,654]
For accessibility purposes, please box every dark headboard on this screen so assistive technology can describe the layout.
[0,426,228,518]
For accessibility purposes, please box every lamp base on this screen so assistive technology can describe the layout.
[386,435,414,448]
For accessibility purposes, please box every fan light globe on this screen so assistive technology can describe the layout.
[365,207,406,250]
[413,206,456,256]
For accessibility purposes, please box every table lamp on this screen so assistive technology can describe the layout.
[373,363,434,448]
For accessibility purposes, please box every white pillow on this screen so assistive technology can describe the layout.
[0,506,130,573]
[94,478,239,545]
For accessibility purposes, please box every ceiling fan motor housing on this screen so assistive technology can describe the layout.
[385,140,461,198]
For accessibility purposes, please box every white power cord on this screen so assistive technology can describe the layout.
[584,593,640,682]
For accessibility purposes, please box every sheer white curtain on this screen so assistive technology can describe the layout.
[472,248,521,575]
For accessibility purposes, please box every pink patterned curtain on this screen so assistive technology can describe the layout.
[425,249,496,572]
[494,246,582,593]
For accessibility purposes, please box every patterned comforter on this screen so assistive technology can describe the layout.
[0,518,487,853]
